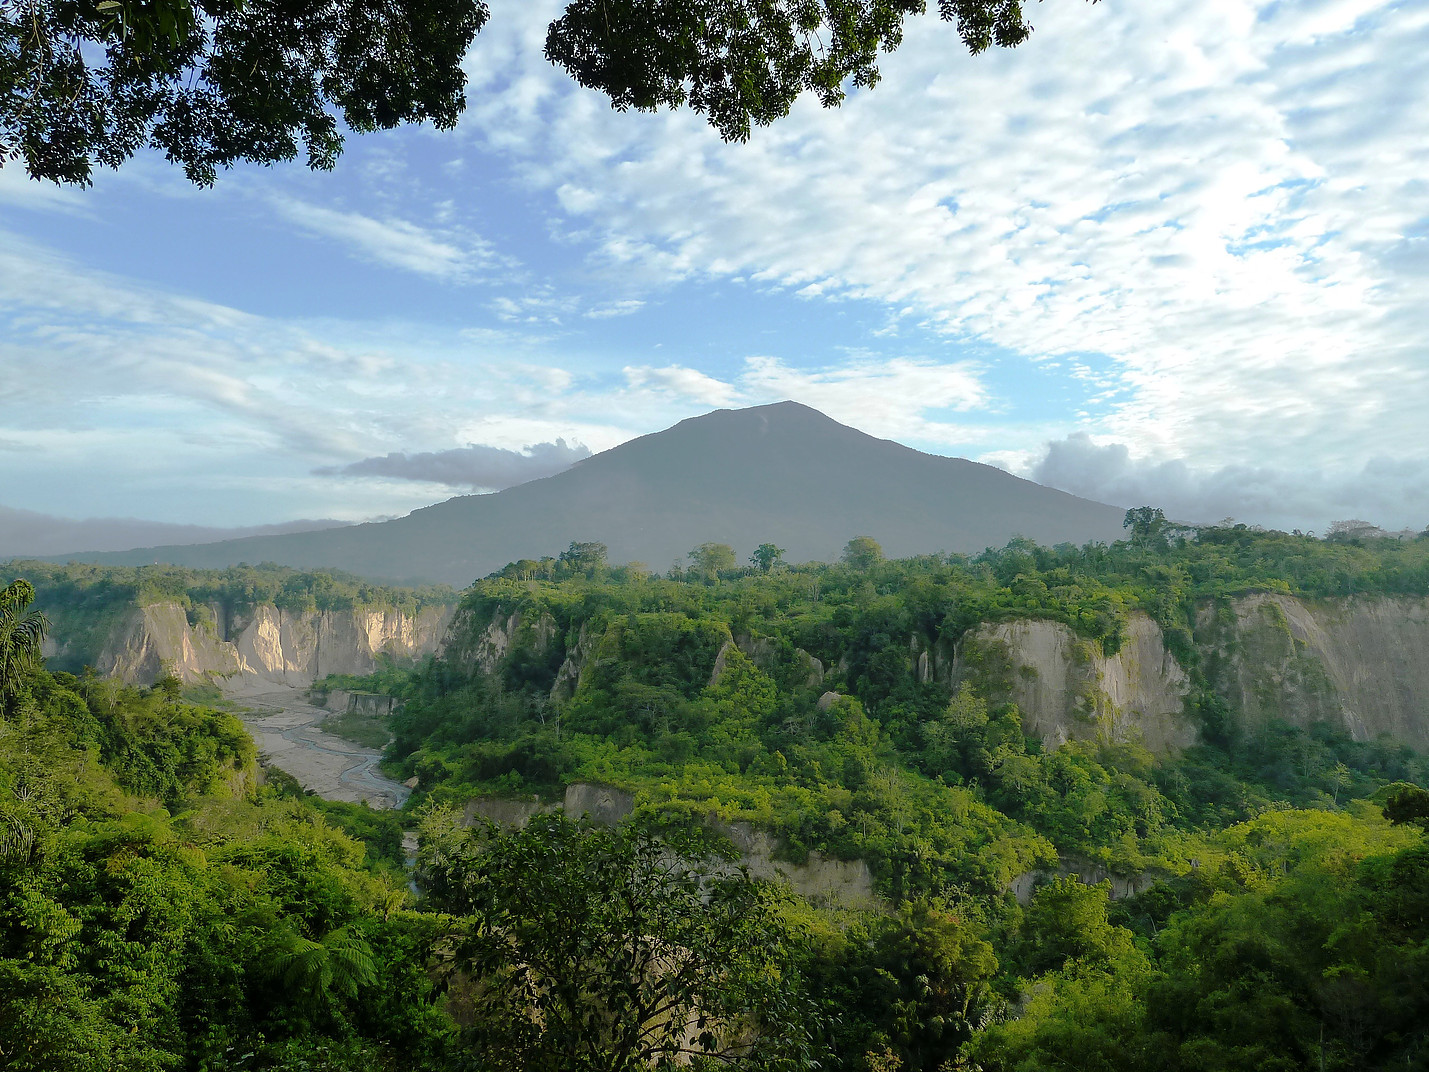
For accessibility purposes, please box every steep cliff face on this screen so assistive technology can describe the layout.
[100,603,244,684]
[954,613,1199,753]
[714,819,876,910]
[551,620,596,702]
[943,595,1429,755]
[87,602,454,687]
[1202,593,1429,752]
[445,605,561,677]
[320,689,402,718]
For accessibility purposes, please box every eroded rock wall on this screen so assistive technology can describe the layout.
[320,689,402,718]
[946,595,1429,755]
[1008,855,1173,903]
[100,603,244,684]
[954,612,1198,753]
[715,820,876,910]
[444,606,562,679]
[1204,593,1429,751]
[90,602,454,687]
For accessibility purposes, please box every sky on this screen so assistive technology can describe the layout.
[3,0,1428,542]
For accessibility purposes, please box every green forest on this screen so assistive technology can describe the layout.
[3,520,1429,1070]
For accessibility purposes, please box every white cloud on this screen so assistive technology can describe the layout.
[451,414,635,455]
[267,195,494,281]
[736,355,988,441]
[623,365,739,407]
[616,355,990,439]
[457,0,1429,493]
[0,229,610,518]
[0,168,88,214]
[489,290,581,323]
[585,299,646,319]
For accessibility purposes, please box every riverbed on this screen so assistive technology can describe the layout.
[223,679,411,810]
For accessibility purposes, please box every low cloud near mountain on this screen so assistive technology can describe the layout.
[316,438,591,490]
[1028,434,1429,533]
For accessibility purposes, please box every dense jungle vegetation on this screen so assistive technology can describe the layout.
[4,519,1429,1070]
[373,521,1429,889]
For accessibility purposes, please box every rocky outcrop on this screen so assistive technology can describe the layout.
[716,820,876,910]
[1008,855,1172,903]
[469,610,522,675]
[911,634,959,687]
[564,782,637,825]
[1203,593,1429,751]
[551,620,597,702]
[462,782,874,910]
[708,639,737,686]
[464,796,555,828]
[85,601,454,687]
[463,783,636,830]
[797,650,825,689]
[954,613,1198,753]
[446,606,562,678]
[734,633,824,690]
[320,689,402,718]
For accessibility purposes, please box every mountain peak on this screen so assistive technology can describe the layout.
[671,399,835,430]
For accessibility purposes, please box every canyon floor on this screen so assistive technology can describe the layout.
[223,678,411,810]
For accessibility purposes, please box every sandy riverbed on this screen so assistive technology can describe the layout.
[223,678,411,810]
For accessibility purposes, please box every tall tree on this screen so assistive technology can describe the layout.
[689,541,737,578]
[558,540,609,576]
[0,579,48,715]
[841,536,884,569]
[750,542,786,572]
[1122,506,1170,550]
[6,0,1052,186]
[418,810,817,1071]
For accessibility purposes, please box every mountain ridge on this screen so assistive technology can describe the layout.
[34,402,1127,585]
[0,504,351,558]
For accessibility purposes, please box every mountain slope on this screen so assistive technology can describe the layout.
[0,504,349,557]
[49,403,1127,585]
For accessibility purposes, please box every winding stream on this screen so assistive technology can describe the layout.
[226,682,411,810]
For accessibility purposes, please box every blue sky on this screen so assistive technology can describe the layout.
[3,0,1428,537]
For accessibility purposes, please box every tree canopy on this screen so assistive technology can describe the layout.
[5,0,1051,185]
[0,579,48,716]
[418,809,816,1070]
[751,542,787,572]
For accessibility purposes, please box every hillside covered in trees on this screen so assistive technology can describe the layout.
[4,520,1429,1070]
